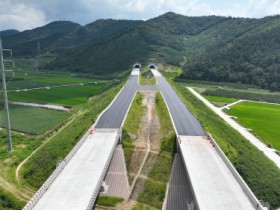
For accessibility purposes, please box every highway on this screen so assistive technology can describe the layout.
[151,69,205,136]
[95,72,139,128]
[179,136,256,210]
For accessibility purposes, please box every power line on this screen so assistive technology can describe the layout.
[0,38,13,152]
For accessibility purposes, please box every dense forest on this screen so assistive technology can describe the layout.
[1,12,280,90]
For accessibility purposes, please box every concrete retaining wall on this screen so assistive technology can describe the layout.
[208,133,267,210]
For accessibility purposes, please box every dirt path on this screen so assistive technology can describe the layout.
[0,177,30,201]
[115,92,161,210]
[10,101,70,111]
[126,92,152,200]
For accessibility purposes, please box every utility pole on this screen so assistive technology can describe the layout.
[0,38,13,152]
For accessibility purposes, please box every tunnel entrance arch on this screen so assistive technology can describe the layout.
[149,64,156,69]
[133,63,141,69]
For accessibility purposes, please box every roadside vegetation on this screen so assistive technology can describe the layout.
[226,101,280,151]
[96,196,124,207]
[0,131,40,208]
[170,81,280,209]
[20,81,122,189]
[0,186,25,210]
[122,93,145,178]
[0,105,71,135]
[139,68,156,85]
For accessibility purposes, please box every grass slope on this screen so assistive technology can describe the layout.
[121,93,145,174]
[0,186,25,210]
[0,105,70,135]
[96,196,124,207]
[0,131,40,204]
[227,102,280,151]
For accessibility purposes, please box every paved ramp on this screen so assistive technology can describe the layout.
[95,75,138,129]
[32,130,119,210]
[151,69,205,136]
[179,136,256,210]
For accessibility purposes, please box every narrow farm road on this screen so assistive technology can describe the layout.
[188,87,280,168]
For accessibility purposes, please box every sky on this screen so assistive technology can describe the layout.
[0,0,280,31]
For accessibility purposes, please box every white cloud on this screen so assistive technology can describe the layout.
[246,0,280,17]
[0,0,47,31]
[1,0,280,31]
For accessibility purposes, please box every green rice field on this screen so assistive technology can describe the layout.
[227,102,280,151]
[0,105,71,135]
[8,83,105,106]
[5,70,99,90]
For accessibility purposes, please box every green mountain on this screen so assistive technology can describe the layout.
[178,15,280,91]
[2,12,280,90]
[1,21,81,56]
[0,29,19,37]
[52,19,142,51]
[46,13,227,74]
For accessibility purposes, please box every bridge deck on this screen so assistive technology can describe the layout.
[179,136,255,210]
[32,130,119,210]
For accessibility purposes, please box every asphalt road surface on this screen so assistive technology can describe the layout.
[95,75,139,128]
[155,75,205,136]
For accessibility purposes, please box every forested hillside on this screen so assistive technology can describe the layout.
[1,12,280,90]
[179,15,280,91]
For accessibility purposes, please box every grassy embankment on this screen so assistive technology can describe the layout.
[170,81,280,209]
[122,92,145,175]
[0,132,40,209]
[19,81,123,190]
[139,68,157,85]
[0,186,25,210]
[226,102,280,151]
[135,92,176,209]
